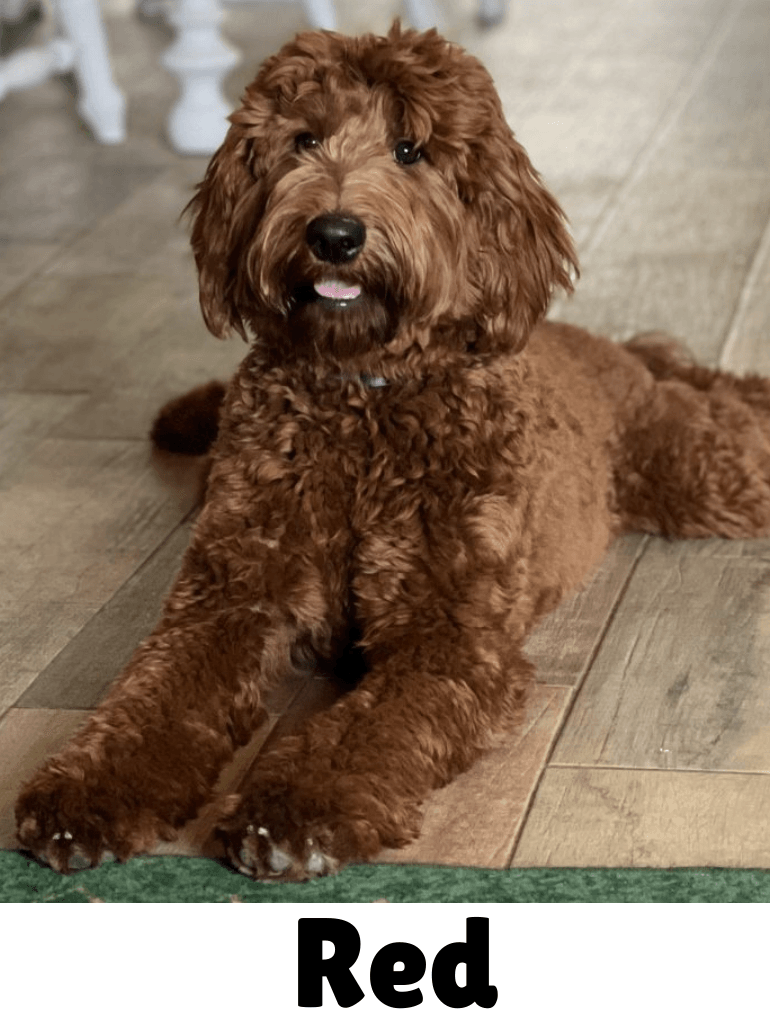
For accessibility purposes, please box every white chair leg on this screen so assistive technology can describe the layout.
[478,0,507,28]
[54,0,127,143]
[137,0,172,15]
[300,0,336,30]
[1,0,41,20]
[0,37,74,102]
[404,0,444,33]
[161,0,239,155]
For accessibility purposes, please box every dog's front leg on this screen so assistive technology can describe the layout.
[219,632,532,880]
[14,603,280,872]
[13,497,317,874]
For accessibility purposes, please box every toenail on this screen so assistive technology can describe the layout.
[305,849,326,874]
[268,847,293,873]
[239,845,257,868]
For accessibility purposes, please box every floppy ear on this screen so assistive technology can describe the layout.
[185,127,255,341]
[467,116,578,354]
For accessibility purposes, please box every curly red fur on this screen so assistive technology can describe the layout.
[16,24,770,879]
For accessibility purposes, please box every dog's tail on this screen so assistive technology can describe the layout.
[150,381,227,455]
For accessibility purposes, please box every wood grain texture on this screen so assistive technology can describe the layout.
[1,263,241,441]
[15,520,193,711]
[654,1,770,174]
[510,0,729,181]
[552,537,770,774]
[524,533,648,688]
[41,165,206,280]
[0,439,200,709]
[513,766,770,868]
[555,253,750,363]
[0,391,88,487]
[0,244,60,304]
[0,160,162,245]
[516,55,691,183]
[2,273,181,392]
[0,604,102,717]
[720,218,770,375]
[0,438,198,606]
[597,169,770,259]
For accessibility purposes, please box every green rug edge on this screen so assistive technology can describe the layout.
[2,850,769,902]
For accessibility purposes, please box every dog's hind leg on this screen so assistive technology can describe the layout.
[614,353,770,539]
[626,332,770,422]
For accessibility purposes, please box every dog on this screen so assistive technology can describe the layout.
[16,23,770,880]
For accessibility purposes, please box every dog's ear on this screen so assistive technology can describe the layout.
[467,117,578,354]
[185,128,255,341]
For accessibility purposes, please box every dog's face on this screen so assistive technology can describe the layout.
[189,24,577,365]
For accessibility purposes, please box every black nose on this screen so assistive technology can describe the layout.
[306,214,366,264]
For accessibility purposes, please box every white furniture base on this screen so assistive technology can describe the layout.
[0,0,126,144]
[160,0,338,156]
[161,0,239,155]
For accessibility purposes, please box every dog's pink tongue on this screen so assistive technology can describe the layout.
[314,280,361,300]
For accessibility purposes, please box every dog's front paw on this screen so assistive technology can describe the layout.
[216,778,417,882]
[16,815,117,873]
[16,764,173,874]
[220,818,340,882]
[216,791,341,881]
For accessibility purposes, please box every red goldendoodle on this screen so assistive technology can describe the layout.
[16,24,770,879]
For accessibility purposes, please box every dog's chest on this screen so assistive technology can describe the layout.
[232,378,527,557]
[252,383,511,490]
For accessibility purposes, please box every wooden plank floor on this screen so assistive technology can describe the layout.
[1,0,770,873]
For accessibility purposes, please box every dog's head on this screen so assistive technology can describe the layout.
[188,24,577,365]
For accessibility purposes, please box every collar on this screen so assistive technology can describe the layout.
[336,372,389,389]
[359,373,389,388]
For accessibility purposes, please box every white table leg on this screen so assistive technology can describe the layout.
[162,0,239,156]
[300,0,336,30]
[55,0,127,143]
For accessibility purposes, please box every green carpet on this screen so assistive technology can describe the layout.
[2,850,769,901]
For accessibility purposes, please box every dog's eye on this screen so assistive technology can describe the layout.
[295,132,320,152]
[393,140,423,165]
